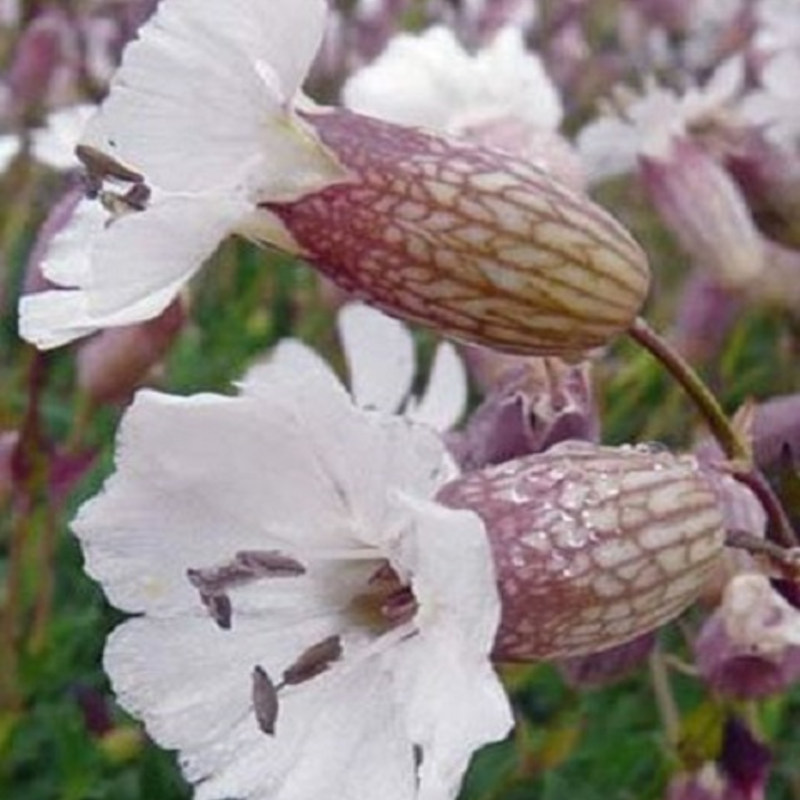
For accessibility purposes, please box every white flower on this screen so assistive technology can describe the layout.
[578,57,744,183]
[338,303,467,431]
[741,50,800,151]
[0,134,20,173]
[19,0,649,358]
[20,0,348,349]
[342,25,562,135]
[31,103,96,170]
[75,341,512,800]
[754,0,800,55]
[0,103,93,176]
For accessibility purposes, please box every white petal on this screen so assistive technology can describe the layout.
[81,0,338,197]
[31,104,95,171]
[343,25,562,135]
[577,116,641,183]
[108,616,420,800]
[338,303,415,414]
[343,27,470,130]
[470,27,563,130]
[407,342,467,432]
[19,195,246,349]
[384,493,513,798]
[0,134,20,173]
[76,358,453,614]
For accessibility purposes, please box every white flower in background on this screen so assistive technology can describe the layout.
[75,341,512,800]
[0,135,20,172]
[343,25,562,136]
[577,57,744,183]
[342,25,584,189]
[754,0,800,56]
[338,303,467,432]
[0,103,94,174]
[578,59,763,287]
[19,0,649,361]
[31,104,95,170]
[741,50,800,151]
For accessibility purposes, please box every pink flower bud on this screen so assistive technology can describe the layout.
[77,298,185,404]
[5,8,73,113]
[447,357,598,469]
[694,574,800,698]
[640,139,763,287]
[671,270,743,363]
[268,110,650,358]
[437,442,725,660]
[750,393,800,470]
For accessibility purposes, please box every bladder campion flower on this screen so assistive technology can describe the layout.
[75,341,513,800]
[20,0,649,356]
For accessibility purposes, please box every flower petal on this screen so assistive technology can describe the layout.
[407,342,467,432]
[106,614,418,800]
[80,0,337,197]
[76,346,455,615]
[338,303,415,414]
[19,195,246,348]
[383,493,513,798]
[31,104,94,171]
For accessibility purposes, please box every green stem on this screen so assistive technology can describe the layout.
[627,317,749,463]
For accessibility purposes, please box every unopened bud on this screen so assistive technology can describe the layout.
[640,140,763,288]
[268,110,649,358]
[437,441,725,660]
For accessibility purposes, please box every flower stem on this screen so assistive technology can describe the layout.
[627,317,749,462]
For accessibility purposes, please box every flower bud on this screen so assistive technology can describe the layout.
[267,110,650,358]
[640,140,763,288]
[437,442,725,660]
[447,356,598,470]
[694,574,800,698]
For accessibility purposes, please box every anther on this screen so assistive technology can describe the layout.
[282,635,343,686]
[252,666,280,735]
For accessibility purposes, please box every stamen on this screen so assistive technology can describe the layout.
[187,550,306,594]
[381,587,418,626]
[75,144,145,185]
[235,550,306,577]
[252,666,279,735]
[121,183,151,211]
[199,591,232,630]
[282,635,343,686]
[187,550,306,628]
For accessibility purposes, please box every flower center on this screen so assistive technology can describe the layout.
[187,551,418,737]
[348,561,419,634]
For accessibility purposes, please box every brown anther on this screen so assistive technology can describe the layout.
[121,183,151,211]
[199,591,232,630]
[235,550,306,577]
[252,666,279,736]
[380,587,418,626]
[282,635,343,686]
[76,144,145,185]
